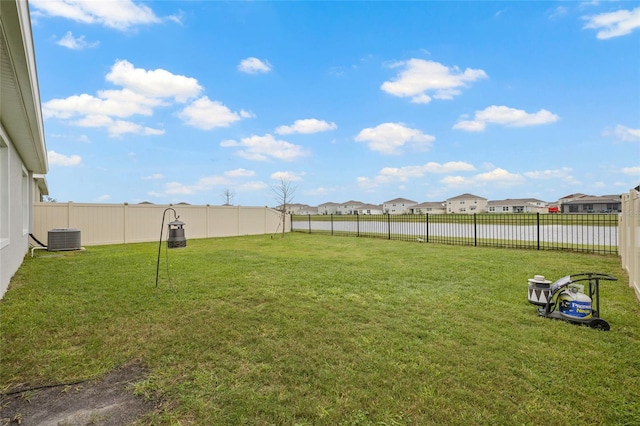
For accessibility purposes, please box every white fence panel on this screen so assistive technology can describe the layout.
[33,203,287,246]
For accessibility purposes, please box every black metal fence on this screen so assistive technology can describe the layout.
[291,213,619,255]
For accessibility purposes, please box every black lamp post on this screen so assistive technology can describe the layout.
[155,208,187,288]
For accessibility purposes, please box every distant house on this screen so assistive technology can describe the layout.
[557,193,588,209]
[410,202,446,215]
[487,198,548,214]
[355,204,384,215]
[283,203,318,215]
[561,195,621,214]
[337,200,364,215]
[1,0,49,298]
[446,194,487,214]
[382,198,417,214]
[318,202,339,215]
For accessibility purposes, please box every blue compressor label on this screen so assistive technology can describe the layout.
[559,299,592,319]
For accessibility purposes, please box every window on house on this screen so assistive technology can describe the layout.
[0,138,8,248]
[502,206,509,212]
[460,208,466,212]
[489,207,495,212]
[460,200,465,204]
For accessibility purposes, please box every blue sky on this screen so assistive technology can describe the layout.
[30,0,640,207]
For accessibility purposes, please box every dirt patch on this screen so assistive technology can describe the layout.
[1,361,156,425]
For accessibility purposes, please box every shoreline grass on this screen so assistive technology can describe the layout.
[1,234,638,424]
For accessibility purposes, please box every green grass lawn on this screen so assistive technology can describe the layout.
[1,233,639,425]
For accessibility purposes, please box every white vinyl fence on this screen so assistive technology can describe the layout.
[33,202,287,246]
[619,188,640,301]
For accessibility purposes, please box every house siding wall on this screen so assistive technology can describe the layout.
[0,137,30,298]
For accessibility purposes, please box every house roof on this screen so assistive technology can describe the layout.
[357,204,383,210]
[318,202,339,207]
[383,197,417,204]
[563,195,621,204]
[33,173,48,196]
[447,193,487,201]
[413,201,445,208]
[487,198,546,207]
[0,0,48,174]
[558,193,589,201]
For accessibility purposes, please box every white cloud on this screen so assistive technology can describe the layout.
[73,115,165,137]
[30,0,162,31]
[149,168,265,198]
[524,167,573,179]
[381,59,487,104]
[357,161,475,188]
[583,7,640,39]
[44,90,163,119]
[221,134,309,162]
[523,167,580,185]
[275,119,337,135]
[56,31,99,50]
[237,181,269,192]
[48,150,82,166]
[178,97,252,130]
[270,171,305,181]
[159,177,229,196]
[548,6,568,19]
[622,166,640,175]
[454,105,559,131]
[305,186,335,196]
[475,168,525,184]
[97,194,111,201]
[613,125,640,142]
[143,173,164,180]
[238,57,273,74]
[440,175,468,187]
[106,60,202,102]
[441,168,525,188]
[355,122,435,155]
[378,161,476,183]
[225,168,255,178]
[43,60,211,137]
[423,161,477,174]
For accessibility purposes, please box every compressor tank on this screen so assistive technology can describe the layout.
[559,285,592,320]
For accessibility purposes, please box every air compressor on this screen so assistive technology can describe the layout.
[527,272,617,331]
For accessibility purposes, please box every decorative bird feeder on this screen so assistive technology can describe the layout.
[167,219,187,248]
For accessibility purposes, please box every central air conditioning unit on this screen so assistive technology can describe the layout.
[48,228,82,251]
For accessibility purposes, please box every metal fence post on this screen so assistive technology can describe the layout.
[536,212,540,250]
[387,213,391,240]
[331,214,334,236]
[308,214,311,234]
[473,213,477,246]
[425,213,429,243]
[356,213,360,237]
